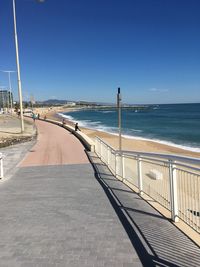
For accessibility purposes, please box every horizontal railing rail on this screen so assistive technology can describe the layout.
[97,136,200,165]
[95,137,200,234]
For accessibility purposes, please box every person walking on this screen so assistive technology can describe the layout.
[32,113,36,122]
[75,123,81,132]
[62,118,66,127]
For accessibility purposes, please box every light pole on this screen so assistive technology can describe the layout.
[117,87,122,151]
[1,70,15,114]
[13,0,24,132]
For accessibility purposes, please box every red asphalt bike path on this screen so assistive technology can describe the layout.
[20,119,89,167]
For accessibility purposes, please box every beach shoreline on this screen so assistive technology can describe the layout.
[36,106,200,158]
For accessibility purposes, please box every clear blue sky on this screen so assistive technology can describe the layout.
[0,0,200,104]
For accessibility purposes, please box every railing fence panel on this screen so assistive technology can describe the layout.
[95,137,200,234]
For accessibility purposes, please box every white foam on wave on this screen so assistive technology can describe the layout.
[79,120,102,127]
[79,121,117,133]
[127,129,143,133]
[57,113,75,121]
[58,112,200,153]
[100,111,115,114]
[95,126,200,152]
[121,134,200,153]
[59,112,117,133]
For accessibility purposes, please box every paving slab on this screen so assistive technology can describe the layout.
[0,163,143,267]
[0,140,35,180]
[88,152,200,267]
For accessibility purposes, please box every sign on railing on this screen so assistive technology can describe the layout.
[95,137,200,234]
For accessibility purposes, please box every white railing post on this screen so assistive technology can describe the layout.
[0,154,3,179]
[115,153,117,176]
[105,144,108,164]
[94,137,200,233]
[122,155,125,180]
[169,160,179,222]
[95,138,98,155]
[115,153,122,180]
[137,156,143,196]
[116,153,119,177]
[118,153,122,181]
[100,140,102,160]
[107,147,110,167]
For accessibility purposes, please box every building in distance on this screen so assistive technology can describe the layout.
[0,90,13,112]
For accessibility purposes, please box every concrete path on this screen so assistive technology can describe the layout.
[0,140,35,180]
[0,120,200,266]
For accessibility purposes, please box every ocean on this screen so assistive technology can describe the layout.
[60,103,200,152]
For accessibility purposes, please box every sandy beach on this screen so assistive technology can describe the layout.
[37,106,200,159]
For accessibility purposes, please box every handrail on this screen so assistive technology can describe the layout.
[95,136,200,234]
[95,136,200,166]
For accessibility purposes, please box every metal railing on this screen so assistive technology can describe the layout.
[95,137,200,234]
[0,153,3,179]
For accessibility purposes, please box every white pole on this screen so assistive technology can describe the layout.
[122,155,125,180]
[169,160,179,222]
[137,156,143,196]
[13,0,24,132]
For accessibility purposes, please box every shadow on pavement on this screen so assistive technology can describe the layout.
[88,153,200,267]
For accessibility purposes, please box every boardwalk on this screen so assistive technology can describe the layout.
[0,120,200,267]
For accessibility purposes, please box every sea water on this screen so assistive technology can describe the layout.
[60,103,200,152]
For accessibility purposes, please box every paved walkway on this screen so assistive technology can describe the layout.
[20,120,89,166]
[0,120,200,266]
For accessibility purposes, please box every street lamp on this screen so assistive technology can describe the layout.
[1,70,15,114]
[13,0,24,132]
[117,87,122,151]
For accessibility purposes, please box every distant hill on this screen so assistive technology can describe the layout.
[38,99,150,107]
[40,99,114,106]
[42,99,68,105]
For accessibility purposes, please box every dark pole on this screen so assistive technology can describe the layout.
[117,87,122,151]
